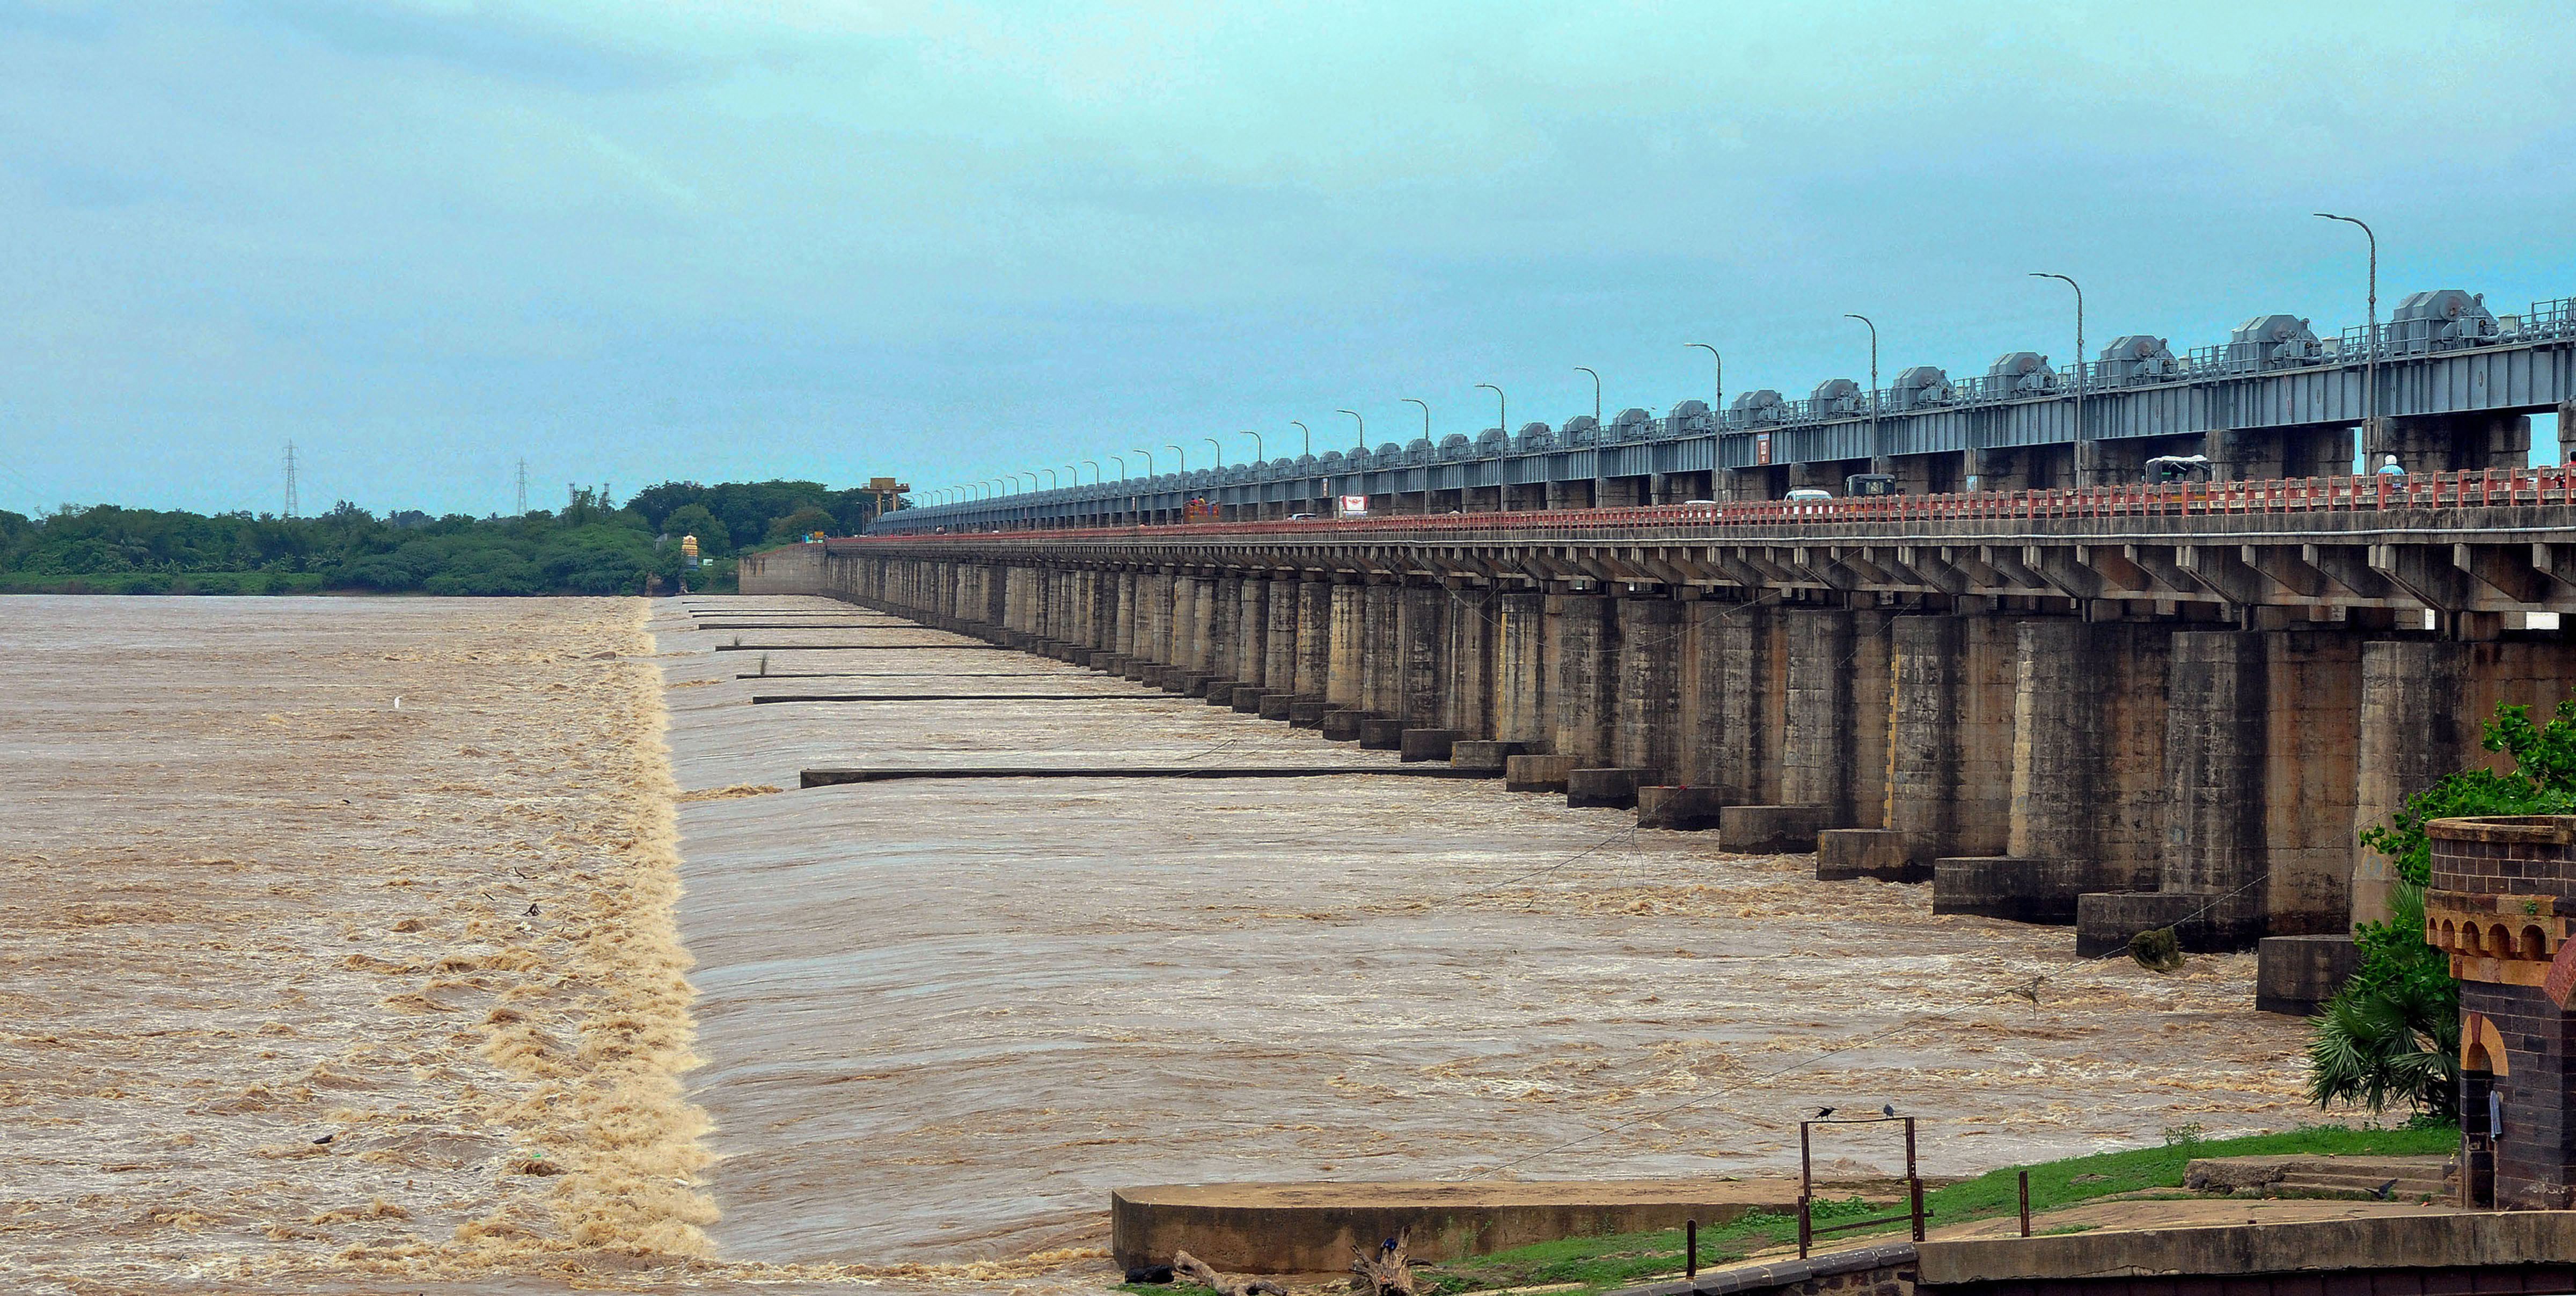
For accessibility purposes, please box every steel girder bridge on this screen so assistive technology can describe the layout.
[882,289,2576,534]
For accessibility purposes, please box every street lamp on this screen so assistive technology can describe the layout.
[1337,409,1365,452]
[1685,343,1722,418]
[1844,314,1879,458]
[2029,273,2085,458]
[1202,437,1222,468]
[1111,455,1127,481]
[1082,460,1101,484]
[1041,468,1058,489]
[2315,212,2380,454]
[1290,420,1310,457]
[1065,464,1079,490]
[1019,471,1038,493]
[1242,430,1264,462]
[1475,383,1505,437]
[1167,444,1186,473]
[1575,367,1601,423]
[1131,447,1154,477]
[1401,397,1430,441]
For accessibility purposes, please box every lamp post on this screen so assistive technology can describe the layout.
[1401,397,1430,441]
[1065,464,1079,490]
[1242,431,1263,462]
[1290,420,1309,457]
[1685,343,1722,419]
[1110,455,1126,481]
[1475,383,1505,439]
[1131,448,1154,477]
[1845,313,1879,461]
[1082,460,1101,484]
[1575,367,1602,423]
[1337,409,1365,452]
[1041,468,1058,489]
[1019,471,1038,493]
[1202,436,1223,468]
[2315,212,2380,457]
[2029,273,2085,464]
[1168,444,1186,474]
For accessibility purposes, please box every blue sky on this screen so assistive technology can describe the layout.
[2,1,2571,516]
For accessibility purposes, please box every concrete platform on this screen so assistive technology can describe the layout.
[1568,767,1658,809]
[749,693,1180,704]
[1357,717,1407,750]
[1930,856,2084,924]
[800,766,1486,787]
[1450,739,1536,773]
[1814,828,1923,882]
[1636,785,1726,831]
[1504,753,1580,793]
[1287,698,1330,729]
[2257,933,2360,1015]
[1111,1177,1800,1273]
[1229,685,1267,712]
[1257,692,1295,720]
[1717,804,1823,854]
[712,643,1008,652]
[2074,889,2247,957]
[1399,728,1459,762]
[1320,709,1370,741]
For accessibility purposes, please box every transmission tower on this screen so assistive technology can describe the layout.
[515,459,528,515]
[282,441,300,519]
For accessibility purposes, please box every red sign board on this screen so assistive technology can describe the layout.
[1755,433,1773,465]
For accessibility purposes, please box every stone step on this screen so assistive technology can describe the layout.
[2184,1154,2454,1200]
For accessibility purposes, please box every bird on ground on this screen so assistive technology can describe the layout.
[2373,1178,2399,1200]
[1882,1104,1897,1118]
[312,1133,333,1145]
[2006,977,2043,1006]
[525,902,540,917]
[1811,1106,1836,1118]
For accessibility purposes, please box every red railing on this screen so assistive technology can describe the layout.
[852,466,2576,545]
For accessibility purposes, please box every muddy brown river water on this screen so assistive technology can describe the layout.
[0,595,2332,1293]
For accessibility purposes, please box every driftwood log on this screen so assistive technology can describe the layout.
[1350,1230,1418,1296]
[1173,1249,1287,1296]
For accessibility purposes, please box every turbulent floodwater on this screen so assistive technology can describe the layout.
[661,596,2328,1269]
[0,594,2332,1293]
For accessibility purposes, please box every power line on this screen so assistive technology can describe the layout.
[281,441,299,519]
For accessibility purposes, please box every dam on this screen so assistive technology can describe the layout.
[745,468,2576,1015]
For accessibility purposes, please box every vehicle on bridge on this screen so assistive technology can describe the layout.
[2146,454,2213,485]
[1844,473,1900,497]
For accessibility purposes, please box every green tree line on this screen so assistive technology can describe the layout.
[0,479,896,596]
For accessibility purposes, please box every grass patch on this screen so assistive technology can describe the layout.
[1385,1125,2456,1296]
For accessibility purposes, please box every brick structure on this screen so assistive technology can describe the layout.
[2427,816,2576,1209]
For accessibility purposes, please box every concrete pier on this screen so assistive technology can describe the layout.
[752,512,2576,1015]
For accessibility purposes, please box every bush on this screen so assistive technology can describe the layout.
[2311,698,2576,1120]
